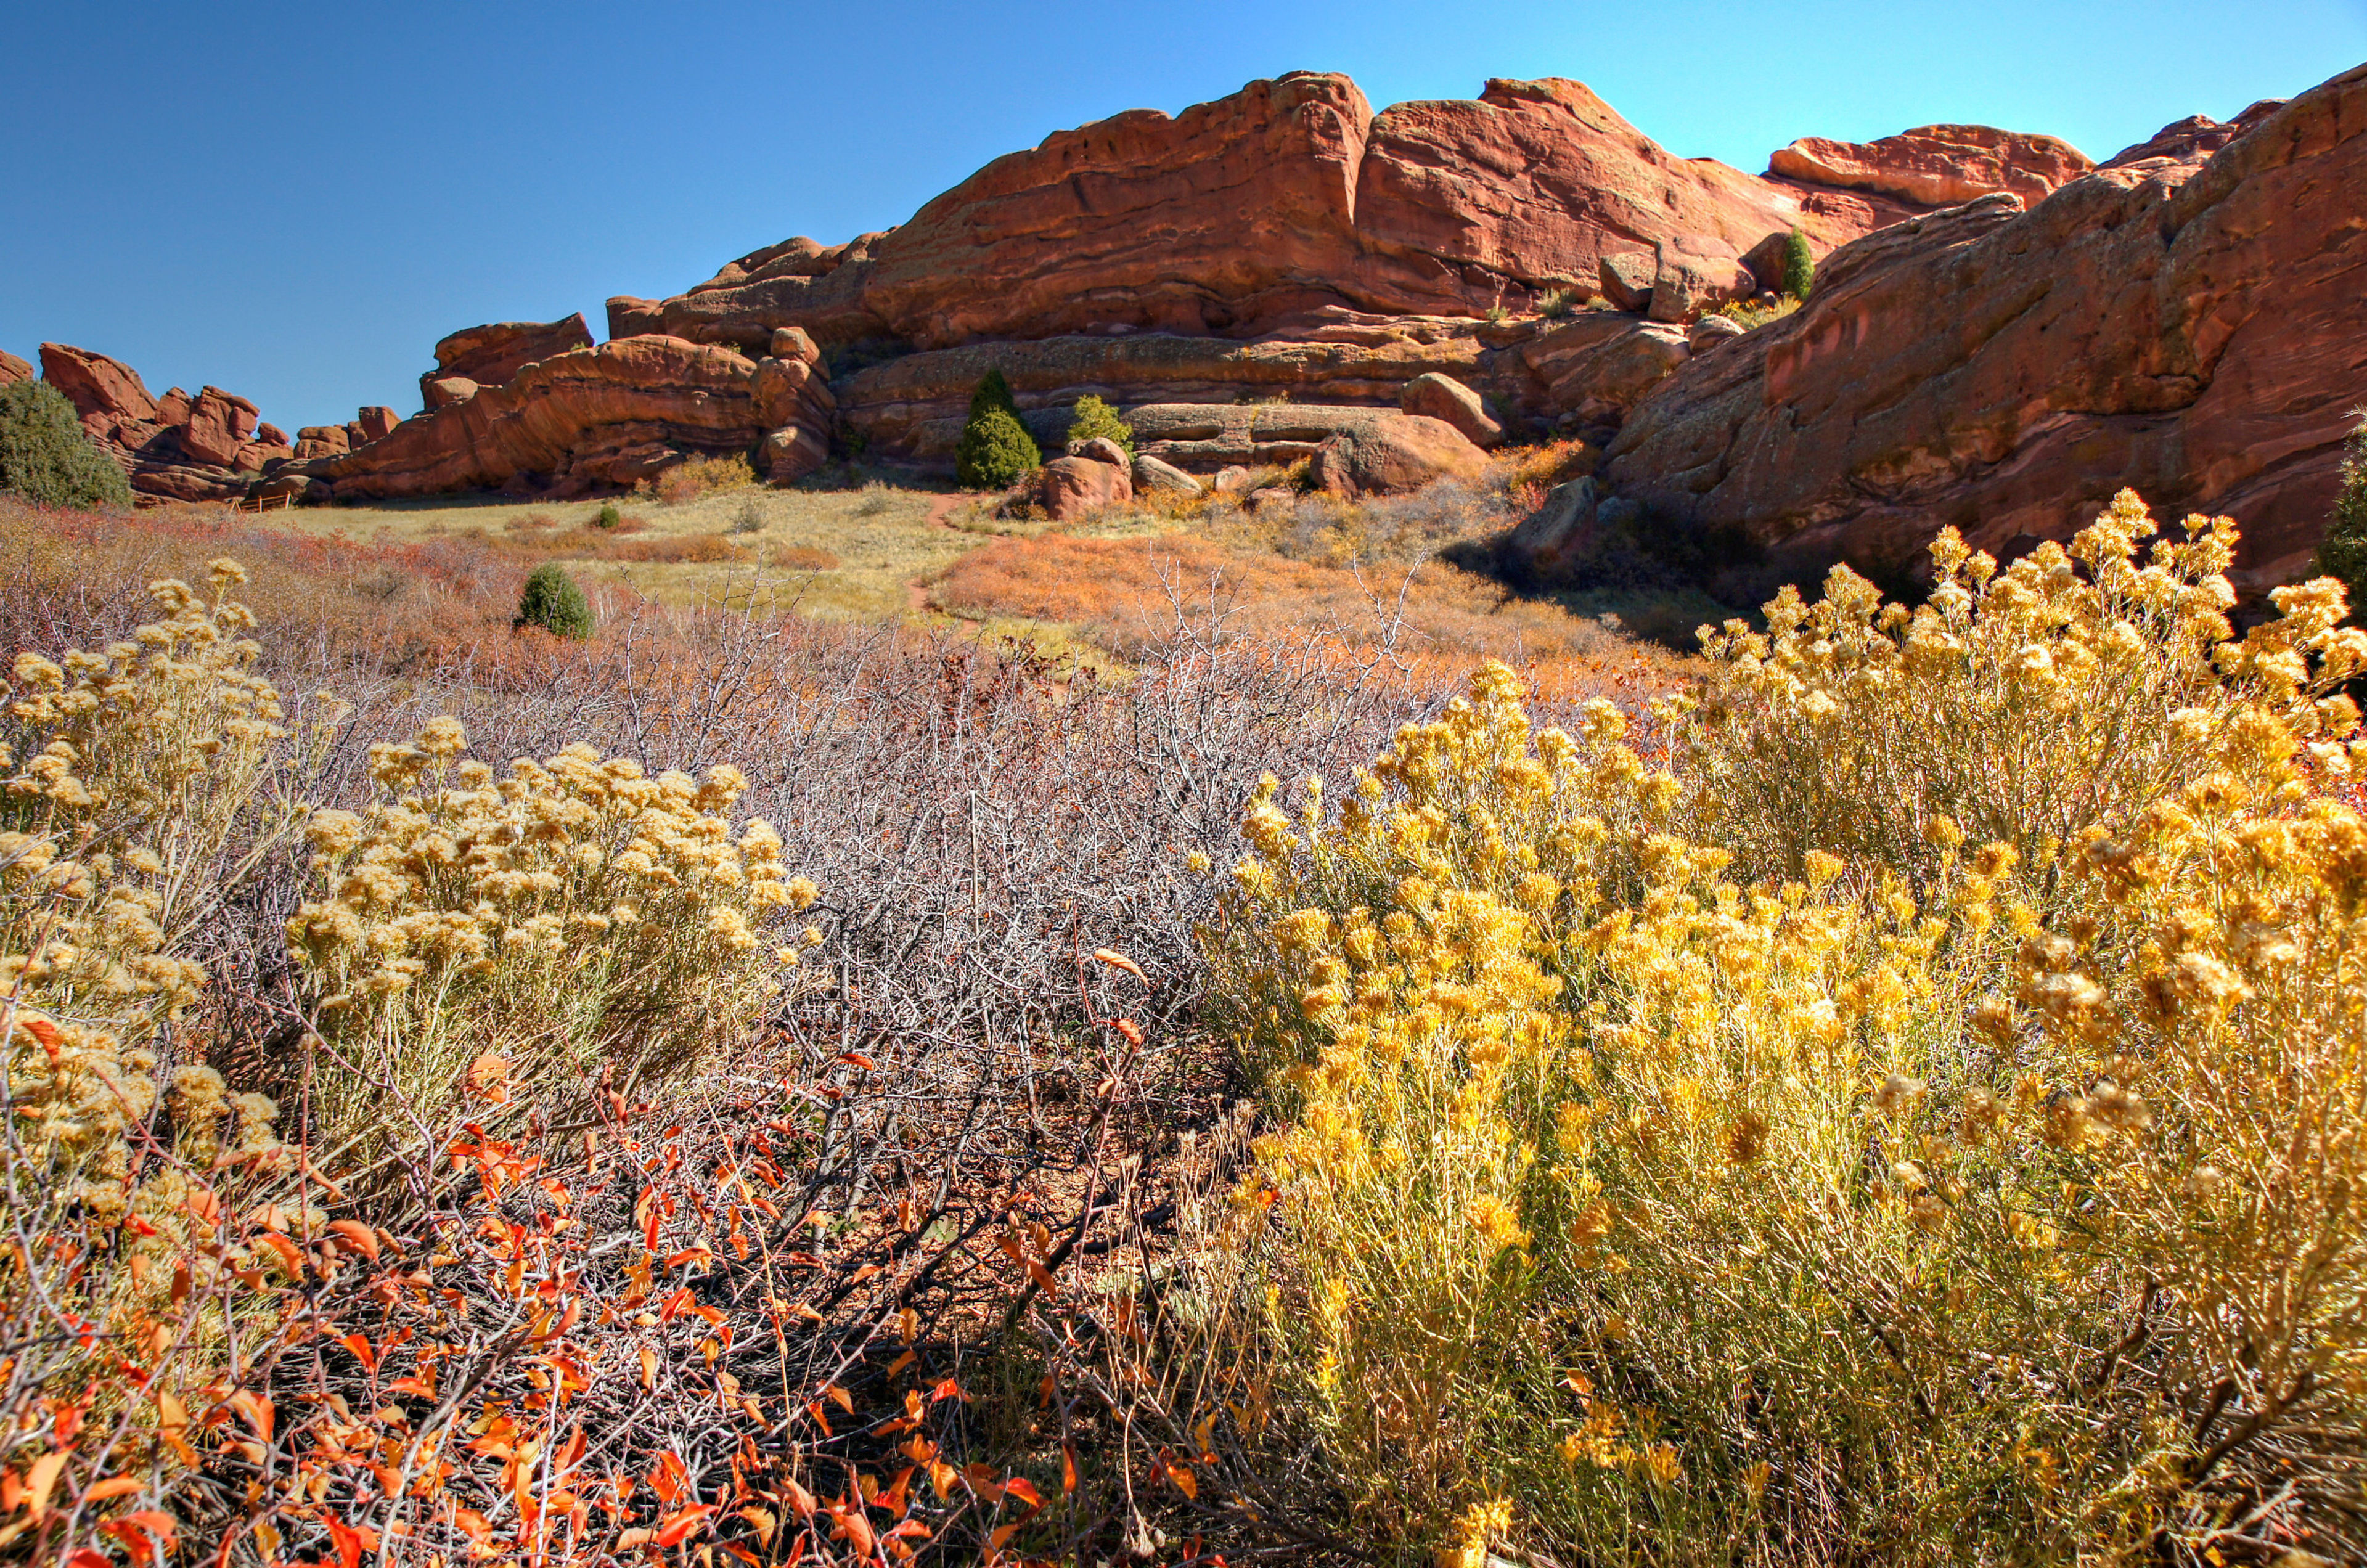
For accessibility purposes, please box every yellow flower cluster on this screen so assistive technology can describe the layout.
[287,719,814,1144]
[1682,489,2367,887]
[1,562,293,1223]
[1208,500,2367,1563]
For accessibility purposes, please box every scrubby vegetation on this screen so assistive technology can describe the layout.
[1783,226,1815,301]
[2312,411,2367,614]
[1063,395,1134,455]
[957,370,1041,491]
[0,378,134,509]
[653,451,758,504]
[1,479,2360,1568]
[516,561,595,637]
[1207,492,2367,1564]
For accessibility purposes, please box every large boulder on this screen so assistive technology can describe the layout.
[1309,412,1490,498]
[0,351,31,386]
[1037,454,1132,521]
[179,386,260,467]
[421,314,594,406]
[1132,452,1203,494]
[1648,235,1757,322]
[1502,477,1598,578]
[1605,64,2367,599]
[1769,124,2095,208]
[1400,372,1502,447]
[1121,402,1485,481]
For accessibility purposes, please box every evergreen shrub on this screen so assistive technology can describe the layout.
[0,379,134,509]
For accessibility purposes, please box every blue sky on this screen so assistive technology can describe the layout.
[5,1,2361,433]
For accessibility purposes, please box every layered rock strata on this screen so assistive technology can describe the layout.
[1601,63,2367,597]
[291,331,836,501]
[619,70,2062,360]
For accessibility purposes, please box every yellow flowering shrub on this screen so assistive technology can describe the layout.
[287,720,814,1151]
[1682,489,2367,889]
[1208,498,2367,1564]
[0,566,314,1535]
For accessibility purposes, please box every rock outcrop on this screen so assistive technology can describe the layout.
[1603,63,2367,598]
[30,344,306,503]
[0,351,32,386]
[420,316,594,407]
[292,330,836,500]
[624,71,2063,361]
[1768,125,2093,208]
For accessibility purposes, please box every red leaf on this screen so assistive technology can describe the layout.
[655,1504,716,1547]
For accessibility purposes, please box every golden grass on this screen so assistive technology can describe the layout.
[923,531,1683,690]
[264,481,970,621]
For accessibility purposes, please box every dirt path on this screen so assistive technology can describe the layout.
[906,494,967,613]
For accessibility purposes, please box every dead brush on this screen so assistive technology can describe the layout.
[0,500,1509,1566]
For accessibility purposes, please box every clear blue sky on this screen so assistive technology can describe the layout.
[6,1,2361,434]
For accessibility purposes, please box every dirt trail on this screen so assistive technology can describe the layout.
[906,493,965,613]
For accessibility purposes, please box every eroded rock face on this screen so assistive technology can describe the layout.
[33,344,296,503]
[294,331,837,500]
[0,351,31,386]
[1769,124,2093,208]
[424,315,595,400]
[1605,66,2367,598]
[295,337,761,499]
[629,71,2067,358]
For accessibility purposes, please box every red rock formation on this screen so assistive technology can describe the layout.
[421,316,594,406]
[1037,451,1133,521]
[0,351,31,386]
[33,345,295,504]
[1768,125,2092,208]
[631,71,2069,359]
[1603,64,2367,599]
[294,332,838,500]
[180,387,260,467]
[39,343,160,435]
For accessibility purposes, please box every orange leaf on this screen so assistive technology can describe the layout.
[1112,1018,1145,1047]
[20,1016,60,1050]
[1164,1460,1198,1500]
[325,1515,366,1568]
[227,1389,274,1441]
[101,1512,176,1555]
[452,1508,494,1541]
[1090,949,1146,981]
[23,1453,66,1521]
[989,1523,1021,1551]
[1024,1260,1060,1299]
[1003,1477,1042,1510]
[80,1476,141,1505]
[328,1220,380,1262]
[779,1476,816,1517]
[340,1334,378,1373]
[254,1231,306,1278]
[639,1347,658,1390]
[886,1349,917,1379]
[824,1385,854,1415]
[655,1504,716,1547]
[1061,1445,1078,1495]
